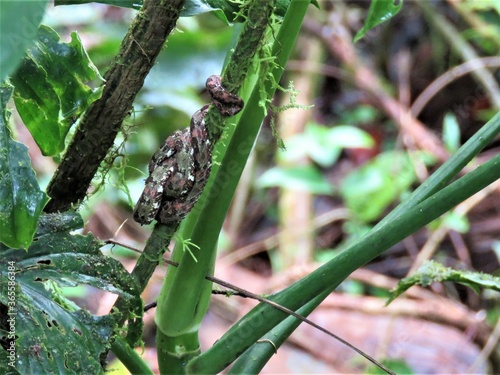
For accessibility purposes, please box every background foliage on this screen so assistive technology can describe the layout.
[1,0,499,373]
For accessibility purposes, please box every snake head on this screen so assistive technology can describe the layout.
[206,75,244,117]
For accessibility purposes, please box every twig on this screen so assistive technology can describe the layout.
[417,2,500,108]
[205,274,395,375]
[302,17,450,162]
[468,317,500,373]
[411,57,500,117]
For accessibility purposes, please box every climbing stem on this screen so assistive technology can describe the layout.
[205,0,274,141]
[154,0,279,373]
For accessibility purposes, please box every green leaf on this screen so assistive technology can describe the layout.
[326,125,375,149]
[340,151,420,222]
[257,165,334,195]
[0,213,143,374]
[0,346,18,374]
[339,105,379,124]
[0,84,48,249]
[0,0,49,83]
[55,0,320,24]
[304,125,342,167]
[11,25,104,156]
[387,260,500,304]
[279,123,374,168]
[443,113,461,153]
[354,0,403,43]
[55,0,141,9]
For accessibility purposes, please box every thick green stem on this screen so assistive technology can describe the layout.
[156,331,201,373]
[111,336,154,375]
[228,290,329,374]
[154,0,277,344]
[205,0,274,141]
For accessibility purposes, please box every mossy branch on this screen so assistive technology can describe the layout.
[205,0,275,141]
[111,0,276,333]
[45,0,186,213]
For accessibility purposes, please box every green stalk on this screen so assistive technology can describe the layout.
[155,0,275,336]
[156,0,307,337]
[154,0,279,373]
[230,111,500,373]
[187,113,500,374]
[111,336,154,375]
[379,111,500,225]
[156,331,201,373]
[228,290,329,374]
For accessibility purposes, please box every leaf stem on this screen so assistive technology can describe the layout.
[111,336,154,375]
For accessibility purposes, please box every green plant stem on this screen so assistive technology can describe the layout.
[231,111,500,372]
[228,290,328,374]
[187,113,500,374]
[205,0,274,141]
[178,0,312,372]
[156,330,201,373]
[154,0,276,340]
[111,336,154,375]
[379,111,500,226]
[152,1,280,373]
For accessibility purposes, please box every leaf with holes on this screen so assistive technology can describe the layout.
[10,25,104,156]
[0,213,143,374]
[0,84,48,249]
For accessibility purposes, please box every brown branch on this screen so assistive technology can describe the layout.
[44,0,186,213]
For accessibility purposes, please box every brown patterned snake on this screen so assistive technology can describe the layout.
[133,75,244,226]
